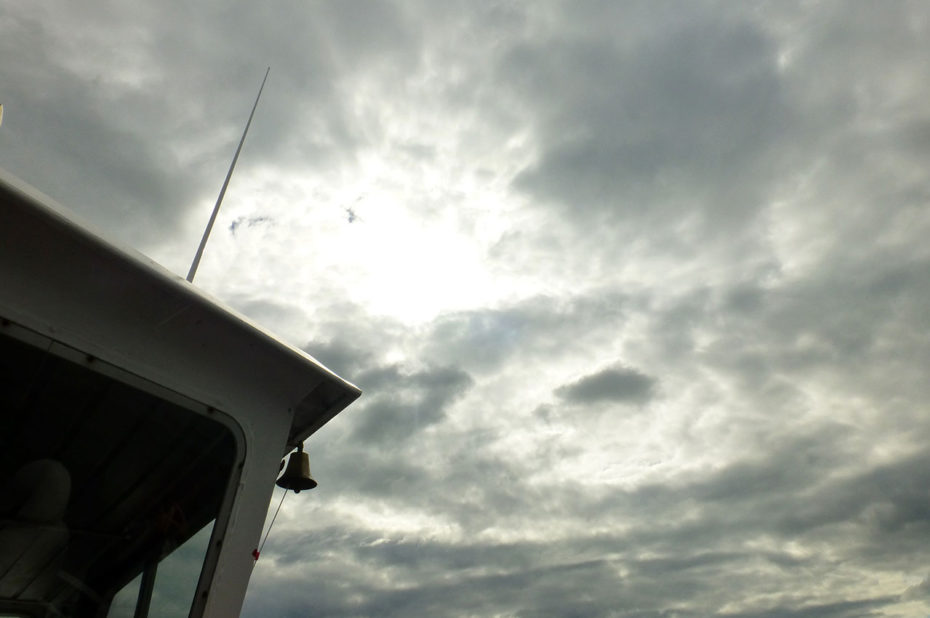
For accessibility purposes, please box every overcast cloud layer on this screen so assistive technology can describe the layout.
[4,1,930,616]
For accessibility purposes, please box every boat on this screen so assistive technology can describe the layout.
[0,168,361,617]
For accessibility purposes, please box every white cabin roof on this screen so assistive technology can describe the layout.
[0,168,360,448]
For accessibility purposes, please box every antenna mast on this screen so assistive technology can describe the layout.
[187,67,270,283]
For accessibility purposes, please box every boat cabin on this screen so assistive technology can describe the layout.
[0,171,360,617]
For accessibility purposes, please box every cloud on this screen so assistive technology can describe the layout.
[5,1,930,617]
[300,338,372,379]
[253,405,929,616]
[903,576,930,601]
[0,1,418,256]
[718,596,899,618]
[555,366,656,405]
[350,364,474,444]
[424,291,629,373]
[507,8,791,241]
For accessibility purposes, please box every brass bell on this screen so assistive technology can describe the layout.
[276,442,317,493]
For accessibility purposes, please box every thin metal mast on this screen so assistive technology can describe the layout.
[187,67,270,283]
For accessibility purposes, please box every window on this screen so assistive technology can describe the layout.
[107,522,215,618]
[0,330,238,618]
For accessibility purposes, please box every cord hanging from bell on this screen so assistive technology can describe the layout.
[253,489,286,562]
[253,442,317,562]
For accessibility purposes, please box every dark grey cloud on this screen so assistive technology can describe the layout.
[507,7,791,240]
[718,596,899,618]
[300,338,373,379]
[350,364,474,443]
[555,365,656,405]
[424,290,629,373]
[246,553,629,618]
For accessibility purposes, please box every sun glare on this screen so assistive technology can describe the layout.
[202,166,513,325]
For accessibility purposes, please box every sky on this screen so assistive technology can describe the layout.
[3,1,930,616]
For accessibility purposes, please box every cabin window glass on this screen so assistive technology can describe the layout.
[148,521,215,616]
[106,521,214,618]
[105,573,140,618]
